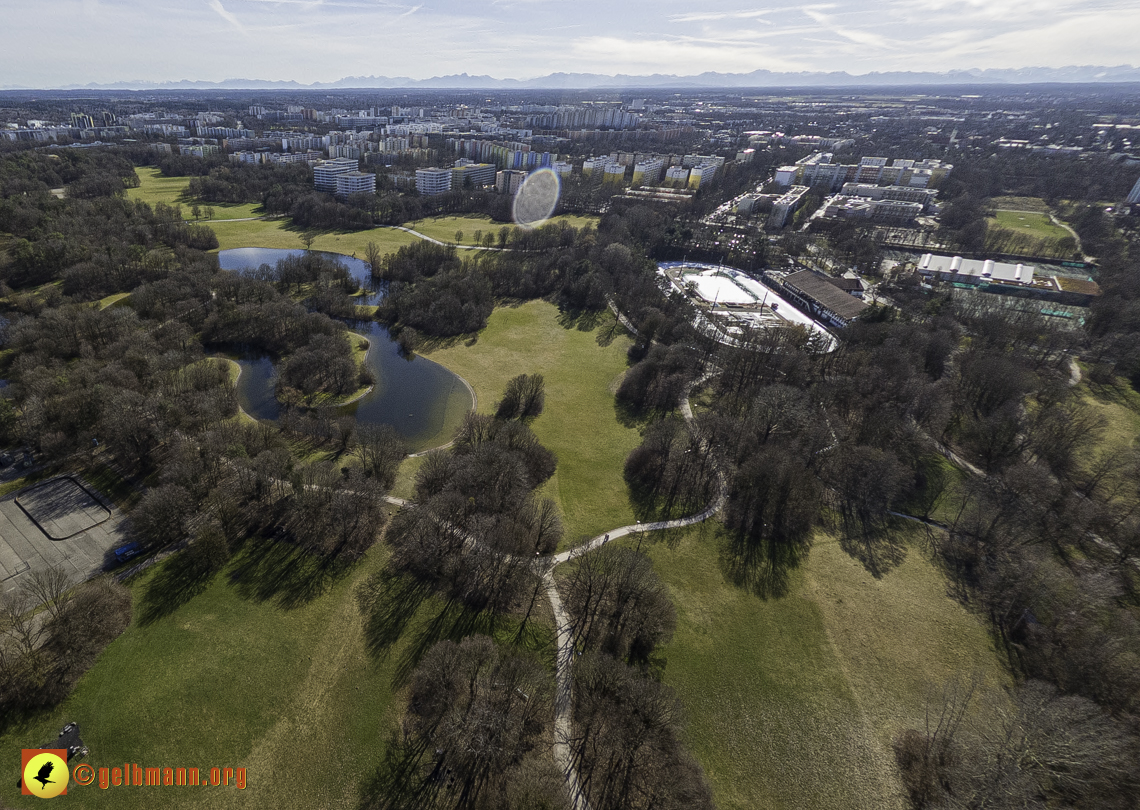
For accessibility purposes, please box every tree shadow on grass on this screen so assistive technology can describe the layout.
[357,732,440,810]
[392,598,504,689]
[358,568,433,663]
[612,396,656,430]
[556,306,605,334]
[357,566,508,688]
[836,518,908,579]
[138,550,220,626]
[227,535,354,609]
[718,530,809,600]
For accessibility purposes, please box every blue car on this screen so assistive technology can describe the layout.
[113,543,142,564]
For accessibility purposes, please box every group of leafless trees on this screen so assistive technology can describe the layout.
[383,391,560,616]
[375,635,565,810]
[591,197,1140,808]
[358,381,570,809]
[0,570,131,728]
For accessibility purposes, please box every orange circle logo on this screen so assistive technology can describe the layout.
[23,751,69,799]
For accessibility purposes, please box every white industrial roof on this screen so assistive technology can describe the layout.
[918,253,1036,285]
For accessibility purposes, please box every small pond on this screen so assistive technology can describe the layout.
[218,248,471,451]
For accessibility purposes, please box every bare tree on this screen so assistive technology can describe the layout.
[564,545,675,666]
[573,654,714,810]
[402,636,555,810]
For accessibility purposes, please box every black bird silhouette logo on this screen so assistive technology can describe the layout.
[33,761,55,790]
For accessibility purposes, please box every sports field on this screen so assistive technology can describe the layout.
[641,521,1009,810]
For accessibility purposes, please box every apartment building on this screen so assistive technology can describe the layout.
[791,153,953,191]
[451,160,498,189]
[416,167,453,196]
[335,171,376,197]
[688,163,717,190]
[632,158,664,186]
[768,185,810,228]
[313,158,360,192]
[496,170,529,195]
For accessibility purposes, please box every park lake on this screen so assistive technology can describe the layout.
[217,248,472,451]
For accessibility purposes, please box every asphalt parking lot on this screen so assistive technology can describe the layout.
[0,476,126,594]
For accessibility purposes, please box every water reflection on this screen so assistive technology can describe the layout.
[218,248,471,450]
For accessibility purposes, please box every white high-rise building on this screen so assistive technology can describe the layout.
[416,167,452,196]
[313,158,359,192]
[336,171,376,197]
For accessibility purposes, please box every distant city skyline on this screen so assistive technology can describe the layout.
[2,0,1139,89]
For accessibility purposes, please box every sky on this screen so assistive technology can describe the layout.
[1,0,1139,87]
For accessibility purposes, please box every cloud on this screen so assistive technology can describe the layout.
[207,0,246,33]
[668,9,772,23]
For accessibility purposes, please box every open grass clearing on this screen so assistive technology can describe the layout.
[422,300,641,547]
[0,534,553,810]
[209,218,419,257]
[986,209,1071,242]
[408,213,599,245]
[635,520,1009,810]
[95,292,130,310]
[1073,372,1140,494]
[126,168,265,220]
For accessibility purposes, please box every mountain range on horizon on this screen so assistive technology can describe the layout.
[7,65,1140,92]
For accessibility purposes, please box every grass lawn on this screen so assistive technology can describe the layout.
[636,521,1010,810]
[0,546,391,810]
[409,213,599,245]
[126,168,264,220]
[422,300,641,546]
[0,536,552,810]
[209,218,419,257]
[986,209,1071,242]
[96,292,131,310]
[1074,373,1140,491]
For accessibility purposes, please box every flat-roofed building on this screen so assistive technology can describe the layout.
[335,171,376,197]
[452,161,497,189]
[416,167,452,196]
[632,158,664,186]
[603,163,627,184]
[313,157,359,192]
[768,185,809,228]
[775,165,799,186]
[496,169,528,194]
[664,166,690,186]
[917,253,1036,286]
[688,163,717,189]
[841,182,939,211]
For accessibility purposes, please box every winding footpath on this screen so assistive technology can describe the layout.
[539,372,726,810]
[385,368,725,810]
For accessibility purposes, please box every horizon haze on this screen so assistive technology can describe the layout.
[2,0,1139,89]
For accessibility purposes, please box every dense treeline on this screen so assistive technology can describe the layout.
[571,653,715,810]
[381,408,559,614]
[362,635,565,810]
[0,148,404,727]
[357,387,569,809]
[599,198,1140,807]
